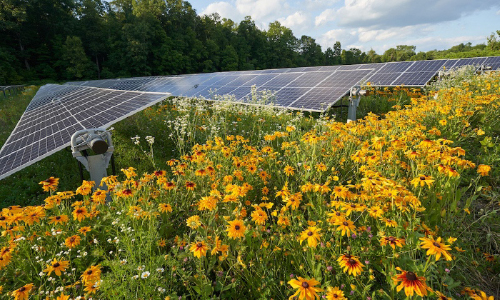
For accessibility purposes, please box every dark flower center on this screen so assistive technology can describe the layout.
[405,272,417,281]
[343,221,349,226]
[336,212,341,216]
[56,216,61,220]
[433,242,441,248]
[0,216,5,221]
[347,259,356,265]
[77,209,83,214]
[53,262,60,268]
[388,237,396,242]
[19,287,26,292]
[197,243,203,248]
[302,281,309,288]
[307,231,313,236]
[235,225,240,230]
[420,176,426,180]
[70,237,76,242]
[87,270,93,275]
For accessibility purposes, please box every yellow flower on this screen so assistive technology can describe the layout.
[334,219,356,236]
[226,219,246,239]
[288,276,323,300]
[39,177,59,192]
[411,174,434,188]
[11,283,34,300]
[189,240,209,258]
[326,286,347,300]
[43,259,70,276]
[298,226,322,248]
[186,215,201,229]
[477,129,485,135]
[65,235,81,249]
[420,236,453,261]
[251,208,268,225]
[477,164,491,176]
[284,165,295,176]
[392,268,428,297]
[337,254,364,276]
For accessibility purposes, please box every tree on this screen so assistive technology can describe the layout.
[61,36,92,79]
[266,21,298,68]
[221,45,238,71]
[298,35,324,66]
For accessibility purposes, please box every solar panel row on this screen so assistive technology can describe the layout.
[0,85,169,180]
[1,56,499,180]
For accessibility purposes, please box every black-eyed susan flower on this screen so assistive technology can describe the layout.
[72,206,89,222]
[288,276,323,300]
[159,203,173,213]
[334,219,356,237]
[186,215,201,229]
[392,268,428,297]
[284,165,295,176]
[84,280,100,294]
[226,219,246,239]
[56,293,70,300]
[337,254,364,276]
[91,189,107,204]
[185,181,196,191]
[298,227,321,248]
[380,236,405,249]
[76,180,94,195]
[477,164,491,176]
[326,286,347,300]
[43,259,70,276]
[190,240,209,258]
[39,177,59,192]
[81,265,101,284]
[420,236,453,261]
[49,215,69,224]
[251,208,268,225]
[65,235,81,249]
[78,226,91,236]
[411,174,434,188]
[470,290,495,300]
[11,283,34,300]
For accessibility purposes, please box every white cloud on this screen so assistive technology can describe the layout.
[404,35,487,51]
[200,2,242,20]
[357,25,432,42]
[235,0,284,21]
[279,11,308,29]
[496,9,500,15]
[305,0,338,10]
[318,28,358,49]
[315,8,336,27]
[335,0,499,29]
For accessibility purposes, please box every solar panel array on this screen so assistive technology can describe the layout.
[0,85,169,180]
[1,56,499,180]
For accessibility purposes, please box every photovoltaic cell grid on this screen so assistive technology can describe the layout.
[0,85,170,180]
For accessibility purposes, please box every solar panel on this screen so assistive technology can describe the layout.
[0,85,170,180]
[484,56,500,70]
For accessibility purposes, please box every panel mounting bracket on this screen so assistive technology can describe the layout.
[71,128,114,192]
[347,86,366,123]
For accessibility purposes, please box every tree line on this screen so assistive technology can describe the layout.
[1,0,500,85]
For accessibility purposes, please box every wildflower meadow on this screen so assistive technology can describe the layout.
[0,69,499,299]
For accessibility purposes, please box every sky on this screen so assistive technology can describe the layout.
[188,0,500,53]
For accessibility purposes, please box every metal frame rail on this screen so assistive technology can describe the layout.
[1,85,25,97]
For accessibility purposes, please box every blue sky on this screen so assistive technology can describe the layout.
[187,0,500,53]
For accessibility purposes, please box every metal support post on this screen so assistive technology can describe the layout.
[347,86,364,123]
[71,128,114,195]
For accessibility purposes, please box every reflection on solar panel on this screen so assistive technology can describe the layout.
[0,85,170,180]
